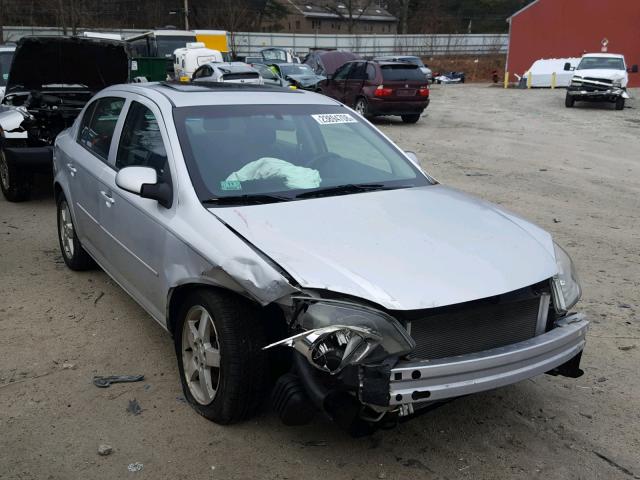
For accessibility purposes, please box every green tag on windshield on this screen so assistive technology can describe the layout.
[220,180,242,191]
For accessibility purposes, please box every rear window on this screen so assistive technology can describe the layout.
[381,65,424,82]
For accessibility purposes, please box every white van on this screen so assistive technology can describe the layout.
[174,42,223,81]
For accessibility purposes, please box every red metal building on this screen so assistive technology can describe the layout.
[507,0,640,87]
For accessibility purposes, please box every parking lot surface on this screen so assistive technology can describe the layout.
[1,84,639,479]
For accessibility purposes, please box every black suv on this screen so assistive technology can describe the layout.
[0,36,131,201]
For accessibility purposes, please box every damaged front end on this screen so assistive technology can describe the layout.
[266,280,588,435]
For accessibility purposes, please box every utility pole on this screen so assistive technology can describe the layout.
[184,0,189,30]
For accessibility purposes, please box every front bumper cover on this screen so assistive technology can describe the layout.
[386,312,588,407]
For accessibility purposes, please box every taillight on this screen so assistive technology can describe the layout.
[418,87,430,97]
[375,85,393,97]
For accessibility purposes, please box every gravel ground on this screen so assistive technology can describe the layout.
[1,84,639,480]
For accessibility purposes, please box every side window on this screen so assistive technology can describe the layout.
[333,63,352,81]
[116,101,168,177]
[193,67,203,79]
[366,64,377,81]
[348,62,367,80]
[77,101,97,142]
[78,97,125,161]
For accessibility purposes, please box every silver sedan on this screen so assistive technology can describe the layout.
[53,82,587,433]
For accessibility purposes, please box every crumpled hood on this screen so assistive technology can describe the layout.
[6,36,130,93]
[286,74,325,87]
[211,185,558,310]
[574,69,627,83]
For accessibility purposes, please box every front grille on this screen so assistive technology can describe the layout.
[408,293,543,360]
[584,77,613,84]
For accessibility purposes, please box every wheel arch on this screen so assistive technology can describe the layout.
[166,282,289,340]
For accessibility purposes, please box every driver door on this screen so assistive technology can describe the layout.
[98,96,175,321]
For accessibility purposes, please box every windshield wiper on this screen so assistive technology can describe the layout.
[203,194,291,206]
[295,183,391,199]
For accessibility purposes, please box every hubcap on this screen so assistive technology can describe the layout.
[58,200,75,259]
[0,149,9,190]
[181,305,221,405]
[356,100,366,114]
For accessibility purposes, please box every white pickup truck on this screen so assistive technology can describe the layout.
[564,53,638,110]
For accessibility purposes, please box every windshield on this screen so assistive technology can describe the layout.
[577,57,625,70]
[402,57,424,67]
[279,64,314,76]
[262,49,287,61]
[173,104,430,203]
[156,36,196,57]
[1,51,14,86]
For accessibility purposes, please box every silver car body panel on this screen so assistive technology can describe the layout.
[54,85,300,330]
[0,106,30,139]
[212,185,558,310]
[389,313,588,406]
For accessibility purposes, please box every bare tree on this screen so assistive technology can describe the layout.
[321,0,376,34]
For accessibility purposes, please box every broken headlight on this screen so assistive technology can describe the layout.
[264,300,415,374]
[552,242,582,313]
[612,81,622,88]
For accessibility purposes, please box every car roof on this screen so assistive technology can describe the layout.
[103,82,341,108]
[582,53,624,59]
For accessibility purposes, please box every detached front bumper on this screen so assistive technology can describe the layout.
[387,313,588,407]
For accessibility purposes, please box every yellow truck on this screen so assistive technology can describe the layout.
[194,30,231,61]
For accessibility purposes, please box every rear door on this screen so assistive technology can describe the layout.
[380,64,427,102]
[344,61,367,107]
[68,96,125,261]
[323,63,353,102]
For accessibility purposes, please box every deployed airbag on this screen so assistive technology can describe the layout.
[226,158,321,189]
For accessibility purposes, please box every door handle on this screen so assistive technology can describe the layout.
[66,163,77,177]
[100,190,115,207]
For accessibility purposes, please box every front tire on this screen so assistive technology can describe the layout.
[57,194,95,271]
[175,289,270,424]
[565,94,575,108]
[615,97,625,110]
[0,147,32,202]
[401,114,421,124]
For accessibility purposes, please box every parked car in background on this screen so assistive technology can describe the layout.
[304,50,360,76]
[53,81,588,435]
[0,36,131,201]
[0,43,16,100]
[318,60,430,123]
[374,55,432,82]
[434,71,466,84]
[173,42,223,80]
[252,63,289,87]
[270,63,325,90]
[564,53,637,110]
[191,62,263,85]
[260,47,300,64]
[244,56,264,65]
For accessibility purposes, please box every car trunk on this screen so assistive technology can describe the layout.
[379,64,428,101]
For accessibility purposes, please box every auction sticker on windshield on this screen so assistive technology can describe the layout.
[312,113,358,125]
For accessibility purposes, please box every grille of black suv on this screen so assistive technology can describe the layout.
[407,292,543,360]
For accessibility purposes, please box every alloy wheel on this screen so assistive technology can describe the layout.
[181,305,221,405]
[58,200,75,259]
[0,149,9,190]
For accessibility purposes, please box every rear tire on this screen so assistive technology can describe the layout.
[175,289,270,424]
[354,97,370,118]
[565,94,575,108]
[0,147,32,202]
[401,114,421,124]
[615,97,625,110]
[57,194,95,271]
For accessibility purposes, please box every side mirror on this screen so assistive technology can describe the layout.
[116,166,172,208]
[563,62,571,71]
[630,64,639,73]
[405,151,418,163]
